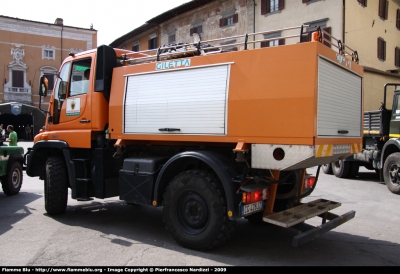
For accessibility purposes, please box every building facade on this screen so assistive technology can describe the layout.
[346,0,400,110]
[113,0,400,111]
[0,16,97,108]
[110,0,252,51]
[0,16,97,138]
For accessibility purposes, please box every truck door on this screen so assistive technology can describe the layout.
[390,91,400,137]
[60,59,92,125]
[51,58,92,128]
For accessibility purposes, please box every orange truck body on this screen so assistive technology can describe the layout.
[27,27,363,250]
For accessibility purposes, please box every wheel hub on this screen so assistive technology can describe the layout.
[178,191,209,234]
[11,169,21,188]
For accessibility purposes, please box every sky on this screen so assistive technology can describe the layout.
[1,0,191,46]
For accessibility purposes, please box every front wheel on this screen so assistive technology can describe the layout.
[1,161,23,196]
[45,157,68,214]
[163,169,235,250]
[383,153,400,195]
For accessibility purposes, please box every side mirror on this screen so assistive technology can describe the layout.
[39,76,48,97]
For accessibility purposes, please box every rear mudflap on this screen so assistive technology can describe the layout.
[262,199,355,247]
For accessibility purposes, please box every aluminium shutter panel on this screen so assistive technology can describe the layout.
[124,65,230,135]
[317,58,362,137]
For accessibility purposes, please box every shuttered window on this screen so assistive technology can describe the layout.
[397,9,400,29]
[377,37,386,61]
[395,47,400,67]
[43,74,55,92]
[190,25,203,36]
[261,0,284,15]
[132,41,139,52]
[357,0,367,7]
[148,36,157,50]
[322,27,331,48]
[168,34,176,44]
[12,70,24,88]
[261,39,285,48]
[220,14,238,27]
[378,0,388,20]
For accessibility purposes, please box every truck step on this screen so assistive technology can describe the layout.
[263,199,341,228]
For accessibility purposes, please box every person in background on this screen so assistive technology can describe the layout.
[25,124,31,141]
[84,68,90,80]
[6,125,18,146]
[0,124,3,140]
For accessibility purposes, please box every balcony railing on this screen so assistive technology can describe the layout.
[7,87,30,93]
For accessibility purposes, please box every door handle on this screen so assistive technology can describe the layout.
[158,128,180,132]
[80,120,91,123]
[338,130,349,134]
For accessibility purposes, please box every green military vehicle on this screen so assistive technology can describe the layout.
[0,143,24,196]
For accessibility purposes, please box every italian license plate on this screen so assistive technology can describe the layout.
[242,201,264,216]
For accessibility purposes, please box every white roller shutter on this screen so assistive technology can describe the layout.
[124,64,230,134]
[317,57,362,137]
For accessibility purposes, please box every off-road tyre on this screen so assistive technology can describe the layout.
[163,169,236,250]
[45,157,68,214]
[383,153,400,195]
[321,163,333,175]
[1,161,23,195]
[332,160,351,178]
[348,162,359,178]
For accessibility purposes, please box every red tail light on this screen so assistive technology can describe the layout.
[304,176,316,189]
[242,189,269,204]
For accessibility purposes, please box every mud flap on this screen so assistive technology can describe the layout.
[262,199,356,247]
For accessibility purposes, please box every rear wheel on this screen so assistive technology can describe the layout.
[383,153,400,195]
[163,169,235,250]
[45,157,68,214]
[321,163,333,175]
[332,160,351,178]
[348,162,359,178]
[1,161,23,196]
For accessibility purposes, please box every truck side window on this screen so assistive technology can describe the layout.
[54,62,71,109]
[69,59,92,97]
[393,94,400,116]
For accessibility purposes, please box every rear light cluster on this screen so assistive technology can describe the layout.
[304,175,316,190]
[242,189,268,204]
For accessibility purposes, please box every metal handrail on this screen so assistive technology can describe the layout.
[122,24,359,65]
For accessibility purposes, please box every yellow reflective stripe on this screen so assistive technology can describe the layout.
[390,134,400,138]
[326,144,333,156]
[316,145,324,158]
[315,144,333,158]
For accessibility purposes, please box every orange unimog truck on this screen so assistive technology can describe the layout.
[26,25,363,250]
